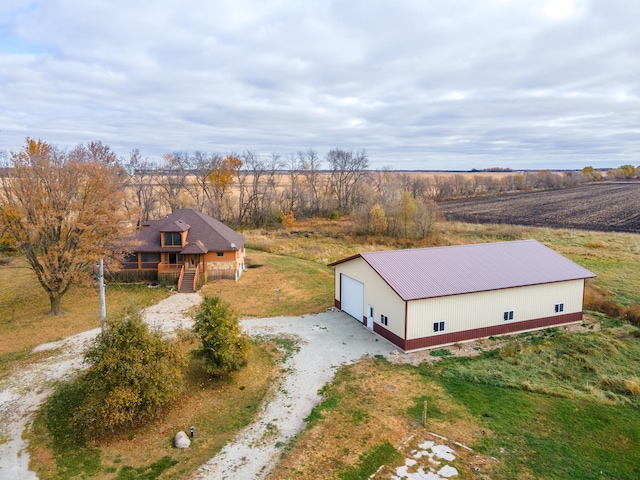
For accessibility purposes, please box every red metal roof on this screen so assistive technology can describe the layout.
[330,240,595,301]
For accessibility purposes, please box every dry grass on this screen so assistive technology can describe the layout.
[269,359,486,480]
[201,249,334,317]
[0,256,170,358]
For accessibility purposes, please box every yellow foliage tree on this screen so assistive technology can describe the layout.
[369,203,388,235]
[280,210,296,228]
[208,155,243,206]
[0,138,128,315]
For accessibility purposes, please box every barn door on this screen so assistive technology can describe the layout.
[340,274,364,322]
[367,305,374,330]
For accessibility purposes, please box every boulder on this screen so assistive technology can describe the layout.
[174,430,191,449]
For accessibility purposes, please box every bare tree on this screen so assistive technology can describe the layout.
[281,152,303,215]
[299,148,324,216]
[236,151,280,226]
[123,149,159,228]
[326,148,369,213]
[155,152,190,212]
[0,139,129,315]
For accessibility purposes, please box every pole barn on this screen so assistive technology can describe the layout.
[329,240,595,352]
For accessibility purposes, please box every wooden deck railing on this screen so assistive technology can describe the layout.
[176,265,185,292]
[158,262,184,273]
[192,264,200,291]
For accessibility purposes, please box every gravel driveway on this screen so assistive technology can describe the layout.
[196,311,397,479]
[0,295,397,479]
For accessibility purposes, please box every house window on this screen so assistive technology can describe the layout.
[216,252,224,257]
[140,253,160,263]
[123,253,137,263]
[554,303,564,313]
[380,314,388,326]
[433,321,445,332]
[503,311,514,321]
[164,232,182,246]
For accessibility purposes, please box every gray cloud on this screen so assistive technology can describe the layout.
[0,0,638,169]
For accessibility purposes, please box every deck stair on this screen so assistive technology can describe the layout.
[179,269,198,293]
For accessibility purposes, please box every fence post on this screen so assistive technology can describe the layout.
[422,401,428,427]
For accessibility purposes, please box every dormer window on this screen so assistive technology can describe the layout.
[164,232,182,246]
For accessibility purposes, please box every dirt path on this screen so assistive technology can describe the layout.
[195,311,396,480]
[0,292,202,480]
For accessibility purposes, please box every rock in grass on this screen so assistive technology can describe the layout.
[174,431,191,449]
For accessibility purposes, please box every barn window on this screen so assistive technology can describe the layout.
[433,321,445,332]
[216,252,224,257]
[503,310,514,321]
[380,314,388,326]
[554,303,564,313]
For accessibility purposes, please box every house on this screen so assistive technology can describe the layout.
[121,209,246,292]
[328,240,595,352]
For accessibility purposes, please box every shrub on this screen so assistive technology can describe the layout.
[193,295,250,376]
[74,307,185,436]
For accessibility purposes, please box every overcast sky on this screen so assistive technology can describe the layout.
[1,0,638,170]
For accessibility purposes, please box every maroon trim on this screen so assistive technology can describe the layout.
[328,253,362,267]
[404,312,583,351]
[374,323,406,350]
[404,301,408,341]
[334,299,341,309]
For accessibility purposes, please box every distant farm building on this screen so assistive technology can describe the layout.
[329,240,595,352]
[120,209,246,292]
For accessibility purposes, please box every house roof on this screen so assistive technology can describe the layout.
[134,209,245,254]
[329,240,595,301]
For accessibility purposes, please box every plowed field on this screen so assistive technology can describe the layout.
[438,182,640,233]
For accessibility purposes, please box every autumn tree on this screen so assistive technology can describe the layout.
[193,295,250,377]
[397,191,417,238]
[368,203,388,235]
[74,306,184,435]
[0,138,128,315]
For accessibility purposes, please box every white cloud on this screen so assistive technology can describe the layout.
[0,0,638,169]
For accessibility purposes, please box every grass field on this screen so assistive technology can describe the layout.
[200,249,334,318]
[271,329,640,480]
[0,256,171,378]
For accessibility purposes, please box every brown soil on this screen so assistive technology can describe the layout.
[438,182,640,233]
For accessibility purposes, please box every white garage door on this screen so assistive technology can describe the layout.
[341,274,364,322]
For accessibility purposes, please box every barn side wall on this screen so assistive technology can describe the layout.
[405,279,585,350]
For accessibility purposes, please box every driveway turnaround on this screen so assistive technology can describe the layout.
[195,311,396,479]
[0,296,396,480]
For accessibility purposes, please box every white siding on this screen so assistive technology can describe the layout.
[406,279,585,340]
[334,258,406,339]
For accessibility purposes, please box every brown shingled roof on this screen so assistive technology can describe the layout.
[329,240,595,301]
[133,209,245,254]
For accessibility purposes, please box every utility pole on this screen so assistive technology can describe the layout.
[99,258,106,332]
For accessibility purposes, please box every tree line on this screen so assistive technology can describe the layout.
[1,138,638,314]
